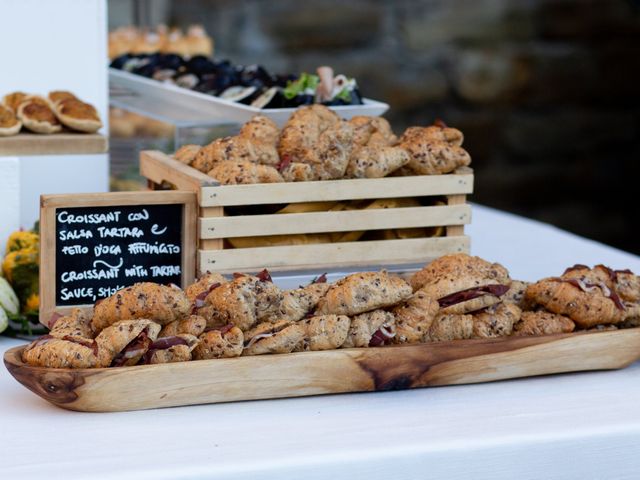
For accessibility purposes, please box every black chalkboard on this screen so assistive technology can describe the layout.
[55,204,183,306]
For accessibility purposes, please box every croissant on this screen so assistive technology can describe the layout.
[207,160,283,185]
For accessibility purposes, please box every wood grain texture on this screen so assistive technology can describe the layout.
[200,204,471,239]
[200,174,474,207]
[139,151,474,208]
[446,194,467,237]
[199,236,470,272]
[0,133,107,156]
[140,150,216,206]
[6,329,639,412]
[199,206,224,251]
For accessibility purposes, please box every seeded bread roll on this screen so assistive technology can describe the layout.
[316,271,412,316]
[524,265,640,328]
[296,314,350,351]
[264,282,331,323]
[472,303,521,338]
[192,135,279,172]
[342,310,396,348]
[345,146,410,179]
[146,334,199,364]
[22,336,99,369]
[159,315,207,338]
[278,105,354,180]
[184,273,227,303]
[428,313,474,342]
[392,290,439,344]
[208,160,284,185]
[92,283,191,332]
[174,144,202,165]
[242,320,304,356]
[398,125,470,175]
[198,275,284,331]
[411,253,511,315]
[49,308,94,339]
[513,311,575,336]
[239,114,279,147]
[193,326,244,360]
[95,319,161,367]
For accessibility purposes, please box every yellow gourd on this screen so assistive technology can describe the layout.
[24,293,39,312]
[5,231,39,254]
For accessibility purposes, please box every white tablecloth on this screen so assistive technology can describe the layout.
[2,204,640,479]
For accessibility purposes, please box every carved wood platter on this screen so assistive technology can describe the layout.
[5,328,640,412]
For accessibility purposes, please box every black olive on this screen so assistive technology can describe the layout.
[133,64,158,78]
[110,54,133,70]
[186,55,216,76]
[159,53,185,71]
[240,65,274,89]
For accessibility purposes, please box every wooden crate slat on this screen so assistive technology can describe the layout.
[140,151,216,204]
[200,204,471,239]
[200,174,473,207]
[446,194,467,237]
[199,236,470,272]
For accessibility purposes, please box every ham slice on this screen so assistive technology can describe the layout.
[311,273,327,284]
[142,336,189,364]
[368,324,395,347]
[48,312,63,329]
[437,284,509,308]
[551,277,625,311]
[257,269,273,283]
[111,331,151,367]
[563,264,589,275]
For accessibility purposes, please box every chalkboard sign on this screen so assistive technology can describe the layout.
[40,192,196,324]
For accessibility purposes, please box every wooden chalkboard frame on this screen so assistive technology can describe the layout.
[39,191,197,325]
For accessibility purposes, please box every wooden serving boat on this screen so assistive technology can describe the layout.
[5,328,640,412]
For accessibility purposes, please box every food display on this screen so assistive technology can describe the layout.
[109,25,214,59]
[110,48,365,109]
[0,91,102,136]
[176,105,470,184]
[20,254,640,369]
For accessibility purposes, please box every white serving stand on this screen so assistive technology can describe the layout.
[0,0,109,249]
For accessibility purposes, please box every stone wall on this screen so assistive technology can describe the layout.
[163,0,640,254]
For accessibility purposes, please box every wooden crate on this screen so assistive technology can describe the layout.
[140,150,474,274]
